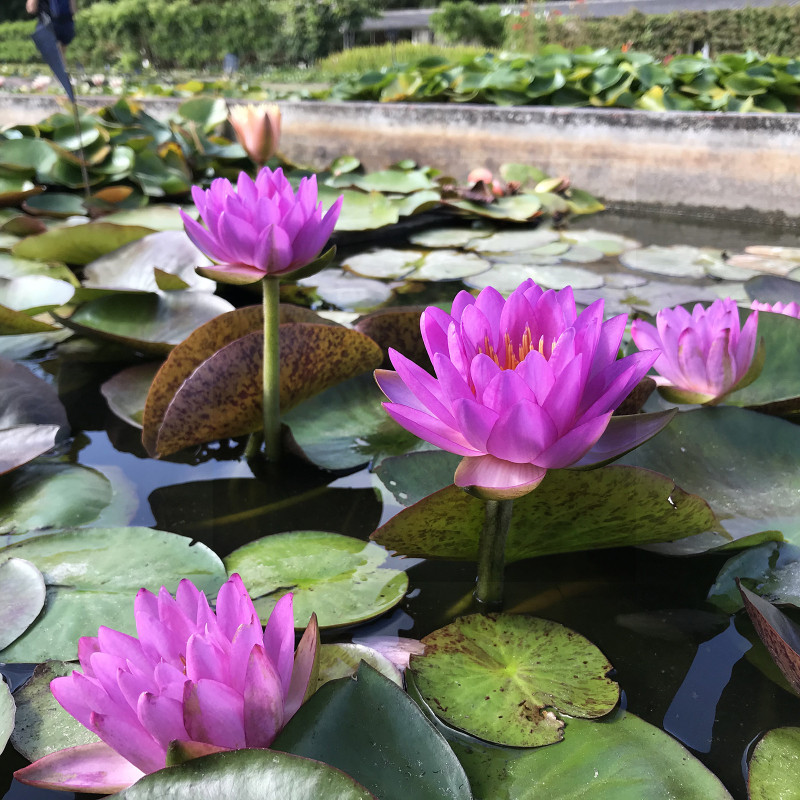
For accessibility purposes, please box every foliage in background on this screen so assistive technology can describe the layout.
[430,2,506,48]
[318,43,487,77]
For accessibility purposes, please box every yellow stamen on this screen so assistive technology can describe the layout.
[479,326,553,370]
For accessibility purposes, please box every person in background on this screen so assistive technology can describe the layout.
[26,0,76,54]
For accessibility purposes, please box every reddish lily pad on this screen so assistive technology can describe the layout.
[372,462,717,561]
[149,323,382,457]
[0,557,45,649]
[409,613,618,747]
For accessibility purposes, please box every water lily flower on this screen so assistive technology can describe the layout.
[631,298,762,404]
[375,281,660,499]
[15,574,319,794]
[229,103,282,165]
[750,299,800,318]
[180,167,343,284]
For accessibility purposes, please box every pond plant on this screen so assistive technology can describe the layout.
[3,98,800,799]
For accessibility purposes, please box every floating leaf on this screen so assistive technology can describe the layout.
[12,222,154,265]
[319,187,399,232]
[373,461,716,561]
[151,323,382,457]
[102,205,192,232]
[301,270,393,311]
[748,727,800,800]
[0,425,60,475]
[224,531,408,629]
[177,97,228,132]
[0,557,45,649]
[11,660,99,761]
[619,245,718,278]
[316,643,402,689]
[274,663,471,800]
[524,264,604,290]
[0,253,77,285]
[466,227,560,254]
[0,679,13,755]
[448,194,542,221]
[408,226,494,249]
[354,308,429,370]
[561,228,640,254]
[117,748,375,800]
[0,527,227,662]
[0,274,74,313]
[410,250,490,281]
[100,362,160,428]
[342,249,421,279]
[0,357,68,432]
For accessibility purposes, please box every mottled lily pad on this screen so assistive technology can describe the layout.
[409,613,618,746]
[749,727,800,800]
[0,557,45,649]
[464,264,545,294]
[0,527,227,662]
[224,531,408,629]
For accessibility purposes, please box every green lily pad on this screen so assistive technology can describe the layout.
[620,408,800,553]
[410,250,491,281]
[273,663,471,800]
[0,138,58,175]
[316,643,402,689]
[464,264,547,294]
[100,361,160,428]
[524,264,604,290]
[0,274,74,313]
[285,373,429,470]
[0,679,13,754]
[177,97,228,132]
[408,226,494,249]
[224,531,408,629]
[12,222,154,265]
[749,727,800,800]
[102,205,192,232]
[373,460,716,561]
[466,227,560,254]
[342,249,421,280]
[61,291,235,355]
[351,169,436,194]
[559,244,606,264]
[0,253,77,285]
[82,230,214,293]
[150,323,382,457]
[320,187,399,232]
[619,245,720,279]
[0,305,61,334]
[0,177,42,207]
[301,270,393,311]
[0,330,71,360]
[561,229,640,255]
[409,613,618,747]
[0,557,45,649]
[0,425,60,475]
[23,193,86,218]
[118,749,375,800]
[11,660,99,761]
[0,527,227,663]
[0,462,136,537]
[726,311,800,413]
[448,194,543,222]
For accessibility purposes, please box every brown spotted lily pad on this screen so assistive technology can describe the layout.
[408,613,619,747]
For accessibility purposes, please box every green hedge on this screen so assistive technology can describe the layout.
[0,19,38,63]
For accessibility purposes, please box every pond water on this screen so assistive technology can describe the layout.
[2,206,800,799]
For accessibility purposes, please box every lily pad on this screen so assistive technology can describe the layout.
[320,187,399,232]
[749,727,800,800]
[100,362,160,428]
[620,407,800,552]
[351,169,437,194]
[0,357,68,433]
[0,274,74,313]
[619,245,719,278]
[524,264,604,290]
[0,425,60,475]
[223,531,408,629]
[300,270,393,311]
[316,643,402,689]
[0,330,71,360]
[82,230,215,293]
[0,557,45,649]
[61,291,234,355]
[22,193,86,218]
[0,305,61,334]
[11,660,99,761]
[118,749,375,800]
[561,229,640,255]
[745,274,800,306]
[341,249,421,280]
[12,222,154,265]
[354,307,429,370]
[101,205,190,232]
[410,250,491,281]
[466,227,560,254]
[0,462,137,537]
[0,253,77,285]
[409,226,494,248]
[373,460,716,561]
[464,264,547,295]
[448,194,543,222]
[0,679,13,755]
[273,663,471,800]
[0,526,227,662]
[409,613,618,747]
[150,323,382,457]
[285,373,428,470]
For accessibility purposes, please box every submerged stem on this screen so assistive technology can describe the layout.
[262,275,282,462]
[474,498,514,611]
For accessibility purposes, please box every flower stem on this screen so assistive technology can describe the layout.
[474,498,514,611]
[262,275,281,462]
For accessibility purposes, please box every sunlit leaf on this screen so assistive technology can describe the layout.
[0,557,45,649]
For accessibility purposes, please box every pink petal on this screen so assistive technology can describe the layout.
[451,397,497,451]
[242,644,285,747]
[454,455,547,495]
[485,400,557,463]
[182,679,246,750]
[391,352,458,428]
[286,613,319,718]
[735,310,759,380]
[90,710,165,773]
[215,573,260,641]
[534,412,613,469]
[185,633,230,685]
[181,214,230,264]
[14,742,145,794]
[136,693,189,751]
[263,592,296,697]
[382,402,479,456]
[255,224,293,274]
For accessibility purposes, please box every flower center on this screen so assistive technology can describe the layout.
[480,327,551,370]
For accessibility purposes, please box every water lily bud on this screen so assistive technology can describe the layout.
[229,103,282,165]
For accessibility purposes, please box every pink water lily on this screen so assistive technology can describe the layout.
[15,575,318,794]
[631,298,761,404]
[180,167,343,284]
[229,103,281,165]
[375,281,661,499]
[750,299,800,319]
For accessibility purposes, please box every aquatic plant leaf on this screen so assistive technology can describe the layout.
[100,362,160,429]
[0,679,13,755]
[0,357,68,433]
[0,253,77,285]
[318,187,399,231]
[350,169,437,193]
[0,274,74,314]
[12,222,154,265]
[300,270,393,312]
[152,324,382,457]
[117,747,375,799]
[408,613,617,746]
[354,307,429,370]
[745,274,800,305]
[101,205,189,232]
[224,531,407,629]
[60,291,234,355]
[0,425,60,475]
[341,249,421,279]
[447,194,542,221]
[0,527,226,662]
[0,557,45,649]
[619,245,718,278]
[0,330,71,360]
[0,177,42,207]
[11,661,99,761]
[372,462,717,561]
[82,230,215,293]
[0,138,58,174]
[523,264,604,290]
[410,250,491,281]
[408,226,494,249]
[0,306,61,334]
[23,193,86,218]
[739,584,800,696]
[466,227,560,254]
[315,643,402,689]
[273,663,471,800]
[620,407,800,553]
[748,727,800,800]
[177,97,228,132]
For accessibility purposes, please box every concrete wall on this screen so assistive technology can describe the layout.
[2,93,799,223]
